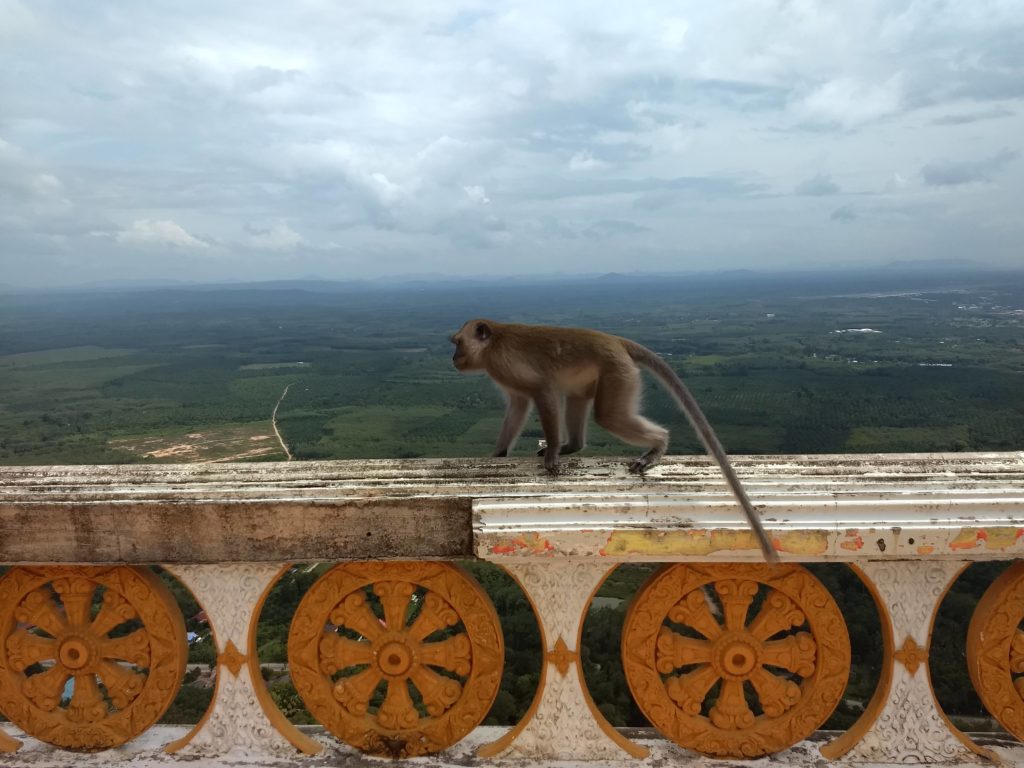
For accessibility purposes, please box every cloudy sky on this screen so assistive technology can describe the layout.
[2,1,1022,287]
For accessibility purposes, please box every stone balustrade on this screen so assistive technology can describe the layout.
[1,452,1023,766]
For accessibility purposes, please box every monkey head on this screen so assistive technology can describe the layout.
[449,319,493,371]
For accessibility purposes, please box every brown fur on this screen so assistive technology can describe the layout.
[450,318,776,561]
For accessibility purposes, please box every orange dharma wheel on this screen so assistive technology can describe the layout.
[622,563,850,758]
[967,561,1024,739]
[288,562,503,757]
[0,566,187,750]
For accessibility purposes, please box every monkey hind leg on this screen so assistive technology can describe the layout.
[628,447,665,474]
[594,377,668,474]
[621,423,668,474]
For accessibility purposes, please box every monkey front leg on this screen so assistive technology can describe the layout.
[533,390,563,473]
[493,392,531,457]
[536,394,590,457]
[562,394,590,454]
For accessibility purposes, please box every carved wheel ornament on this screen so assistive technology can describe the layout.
[288,562,503,757]
[622,563,850,758]
[0,566,187,750]
[967,561,1024,739]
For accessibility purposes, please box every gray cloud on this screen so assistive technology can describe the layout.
[795,174,841,196]
[831,205,857,222]
[921,148,1020,187]
[584,219,649,238]
[115,219,210,249]
[930,108,1014,126]
[522,175,765,202]
[1,2,1023,286]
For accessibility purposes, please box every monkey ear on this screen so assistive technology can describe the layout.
[474,322,492,341]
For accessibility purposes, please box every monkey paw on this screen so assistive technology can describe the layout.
[628,458,651,474]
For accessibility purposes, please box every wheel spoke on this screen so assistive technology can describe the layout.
[417,633,471,676]
[5,629,56,672]
[329,592,384,641]
[377,679,419,730]
[667,590,723,640]
[22,664,70,711]
[319,633,373,674]
[656,627,711,673]
[14,589,68,638]
[747,591,806,641]
[52,577,95,628]
[749,667,801,717]
[90,590,138,638]
[374,582,414,632]
[709,678,755,731]
[332,666,382,716]
[1010,629,1024,674]
[665,664,720,714]
[99,628,150,667]
[96,660,145,710]
[715,580,758,632]
[408,592,459,642]
[409,664,462,716]
[761,632,816,677]
[68,673,107,723]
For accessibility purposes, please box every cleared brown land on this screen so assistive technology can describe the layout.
[110,422,285,463]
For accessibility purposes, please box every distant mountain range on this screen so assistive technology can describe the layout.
[0,259,1016,296]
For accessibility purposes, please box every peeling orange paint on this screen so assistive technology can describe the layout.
[978,527,1021,550]
[489,533,555,556]
[945,527,1024,551]
[916,545,935,555]
[840,535,864,552]
[949,528,983,551]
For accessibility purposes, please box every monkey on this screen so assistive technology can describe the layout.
[450,319,776,561]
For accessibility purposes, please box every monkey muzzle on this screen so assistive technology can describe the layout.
[452,353,480,372]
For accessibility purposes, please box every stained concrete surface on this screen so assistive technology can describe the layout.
[2,726,1023,768]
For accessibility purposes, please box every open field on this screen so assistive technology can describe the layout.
[1,270,1023,465]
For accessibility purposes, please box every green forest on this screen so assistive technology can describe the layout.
[1,269,1023,730]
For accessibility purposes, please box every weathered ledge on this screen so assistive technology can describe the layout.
[1,452,1022,563]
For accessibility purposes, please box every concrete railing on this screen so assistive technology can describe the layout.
[1,453,1023,766]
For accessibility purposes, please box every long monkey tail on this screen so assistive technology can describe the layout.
[624,340,777,562]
